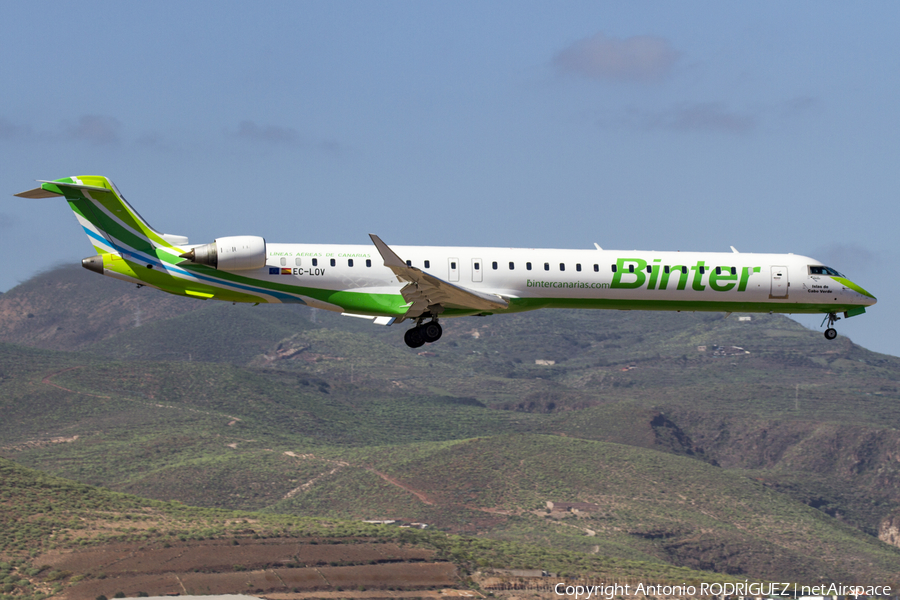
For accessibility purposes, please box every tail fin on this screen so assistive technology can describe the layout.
[15,176,188,258]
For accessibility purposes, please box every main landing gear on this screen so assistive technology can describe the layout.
[404,319,443,348]
[821,312,840,340]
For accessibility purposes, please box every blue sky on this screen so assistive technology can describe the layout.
[2,2,898,355]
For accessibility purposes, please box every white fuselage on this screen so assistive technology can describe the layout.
[258,243,873,316]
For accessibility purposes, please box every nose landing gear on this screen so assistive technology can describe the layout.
[404,319,443,348]
[821,312,840,340]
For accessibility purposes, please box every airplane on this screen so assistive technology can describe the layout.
[16,176,876,348]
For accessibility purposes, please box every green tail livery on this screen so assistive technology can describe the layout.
[16,176,876,348]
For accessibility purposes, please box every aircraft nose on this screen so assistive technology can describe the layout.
[840,277,876,305]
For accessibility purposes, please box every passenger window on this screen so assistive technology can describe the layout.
[348,259,354,267]
[295,258,302,266]
[451,262,457,269]
[366,259,372,267]
[628,265,634,273]
[559,263,565,271]
[544,262,550,271]
[280,257,286,266]
[474,262,480,270]
[406,260,412,267]
[509,262,515,270]
[424,260,430,269]
[312,258,318,266]
[330,258,336,267]
[526,262,532,271]
[664,266,670,274]
[716,267,721,275]
[682,266,687,274]
[576,263,582,272]
[699,266,705,274]
[731,267,736,275]
[646,266,651,273]
[492,261,498,270]
[611,264,617,273]
[593,264,599,272]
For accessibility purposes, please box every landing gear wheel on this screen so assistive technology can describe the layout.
[404,327,426,348]
[420,322,443,343]
[821,312,840,341]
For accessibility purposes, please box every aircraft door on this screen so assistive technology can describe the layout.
[472,258,483,282]
[448,258,459,282]
[770,266,788,298]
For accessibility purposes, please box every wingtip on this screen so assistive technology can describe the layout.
[368,233,407,268]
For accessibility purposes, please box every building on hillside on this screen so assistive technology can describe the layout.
[546,501,600,513]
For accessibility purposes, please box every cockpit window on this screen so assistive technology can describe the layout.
[809,265,845,277]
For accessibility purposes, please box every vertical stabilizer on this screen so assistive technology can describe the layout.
[15,176,187,260]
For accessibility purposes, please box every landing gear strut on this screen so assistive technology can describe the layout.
[404,318,443,348]
[821,312,840,340]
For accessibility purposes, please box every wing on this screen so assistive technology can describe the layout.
[369,234,509,319]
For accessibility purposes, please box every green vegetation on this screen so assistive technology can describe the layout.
[0,457,731,600]
[2,265,900,585]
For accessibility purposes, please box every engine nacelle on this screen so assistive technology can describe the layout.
[179,235,267,270]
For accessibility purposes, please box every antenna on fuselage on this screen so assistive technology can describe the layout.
[594,243,603,251]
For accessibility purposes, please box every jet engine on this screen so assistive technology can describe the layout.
[179,235,266,270]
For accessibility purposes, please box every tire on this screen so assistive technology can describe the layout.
[404,327,426,348]
[420,322,443,343]
[824,328,838,340]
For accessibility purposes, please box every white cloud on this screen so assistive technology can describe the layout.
[235,121,302,145]
[65,115,122,145]
[0,118,31,140]
[553,33,680,83]
[778,95,817,118]
[233,120,346,155]
[633,102,756,134]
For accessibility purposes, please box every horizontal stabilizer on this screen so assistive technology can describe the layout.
[37,179,112,193]
[14,186,62,199]
[15,179,115,200]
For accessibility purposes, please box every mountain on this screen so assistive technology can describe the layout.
[1,264,900,583]
[0,265,202,350]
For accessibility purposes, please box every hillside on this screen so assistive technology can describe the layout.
[0,265,202,351]
[0,458,729,600]
[1,265,900,584]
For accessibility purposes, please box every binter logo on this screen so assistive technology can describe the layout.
[610,258,761,292]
